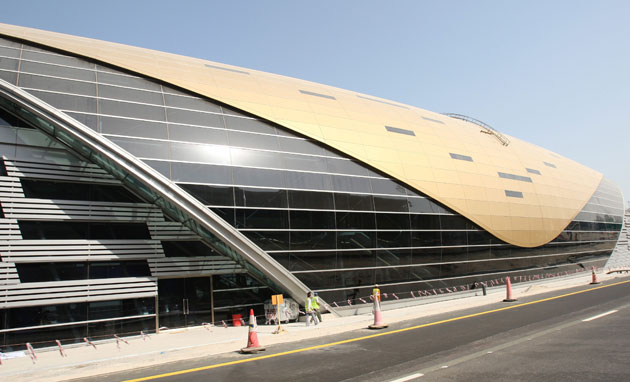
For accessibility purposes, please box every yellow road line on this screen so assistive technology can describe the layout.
[123,279,630,382]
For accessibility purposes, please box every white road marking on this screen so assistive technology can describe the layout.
[582,310,618,322]
[389,372,424,382]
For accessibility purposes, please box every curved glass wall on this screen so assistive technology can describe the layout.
[0,36,624,308]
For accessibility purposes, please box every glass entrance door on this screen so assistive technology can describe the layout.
[158,277,212,329]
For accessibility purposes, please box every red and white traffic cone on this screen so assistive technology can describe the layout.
[590,267,600,285]
[241,309,266,354]
[503,276,517,302]
[368,295,388,329]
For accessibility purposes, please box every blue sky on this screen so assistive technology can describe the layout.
[2,1,629,206]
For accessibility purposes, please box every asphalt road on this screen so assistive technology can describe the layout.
[74,278,630,382]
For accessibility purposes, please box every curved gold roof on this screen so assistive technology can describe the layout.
[0,23,602,247]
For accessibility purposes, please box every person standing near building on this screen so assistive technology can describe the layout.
[305,291,319,327]
[372,284,381,302]
[312,292,322,322]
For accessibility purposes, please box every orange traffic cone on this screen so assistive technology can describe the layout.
[503,276,517,302]
[240,309,266,354]
[590,267,600,285]
[368,295,388,329]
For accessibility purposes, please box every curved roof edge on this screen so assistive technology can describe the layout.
[0,77,314,307]
[0,23,604,247]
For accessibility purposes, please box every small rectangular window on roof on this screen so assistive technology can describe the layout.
[299,89,336,100]
[204,63,249,75]
[543,161,556,168]
[421,116,445,125]
[526,168,541,175]
[385,125,415,136]
[505,190,523,198]
[357,95,409,109]
[498,172,533,183]
[449,153,473,162]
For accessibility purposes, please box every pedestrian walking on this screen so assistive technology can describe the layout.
[312,292,322,322]
[305,291,319,327]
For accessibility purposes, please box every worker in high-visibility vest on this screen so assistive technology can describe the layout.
[312,292,322,322]
[372,284,381,302]
[305,291,319,327]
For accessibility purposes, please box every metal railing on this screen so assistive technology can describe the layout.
[442,113,510,146]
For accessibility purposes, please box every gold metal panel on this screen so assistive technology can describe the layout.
[0,23,604,247]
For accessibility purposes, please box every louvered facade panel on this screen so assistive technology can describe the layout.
[147,221,199,241]
[0,262,19,285]
[0,239,164,262]
[148,257,244,277]
[1,198,164,221]
[0,218,21,240]
[0,277,157,308]
[0,176,24,198]
[4,159,119,184]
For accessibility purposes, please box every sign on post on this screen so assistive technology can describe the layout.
[271,294,286,334]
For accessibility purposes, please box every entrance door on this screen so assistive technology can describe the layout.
[158,277,212,329]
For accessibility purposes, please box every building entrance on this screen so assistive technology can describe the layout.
[157,277,212,329]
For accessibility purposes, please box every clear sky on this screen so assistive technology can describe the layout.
[2,1,628,206]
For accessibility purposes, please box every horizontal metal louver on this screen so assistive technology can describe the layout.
[148,257,244,277]
[4,159,119,183]
[0,262,19,285]
[147,221,199,240]
[0,218,22,240]
[0,277,157,308]
[1,197,164,221]
[0,176,25,198]
[0,239,165,262]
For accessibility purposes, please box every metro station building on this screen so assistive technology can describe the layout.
[0,24,624,349]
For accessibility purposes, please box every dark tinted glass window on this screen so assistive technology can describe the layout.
[375,213,410,230]
[161,241,215,257]
[0,108,34,129]
[440,215,468,230]
[241,231,289,251]
[17,262,87,282]
[290,210,335,229]
[338,231,376,249]
[19,221,151,240]
[179,184,234,206]
[410,214,441,229]
[285,171,332,191]
[336,212,376,229]
[88,261,150,279]
[234,187,287,208]
[331,175,371,193]
[334,193,374,211]
[233,167,286,188]
[16,261,149,281]
[373,195,409,212]
[411,231,442,247]
[441,231,468,246]
[377,231,411,248]
[20,179,142,203]
[6,303,88,329]
[171,162,232,184]
[210,207,235,226]
[408,197,441,213]
[235,209,289,229]
[290,231,336,250]
[288,190,334,209]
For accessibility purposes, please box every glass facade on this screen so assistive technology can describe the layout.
[0,35,625,349]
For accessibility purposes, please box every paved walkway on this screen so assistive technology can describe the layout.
[1,271,625,382]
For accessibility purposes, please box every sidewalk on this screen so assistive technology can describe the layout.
[1,271,626,382]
